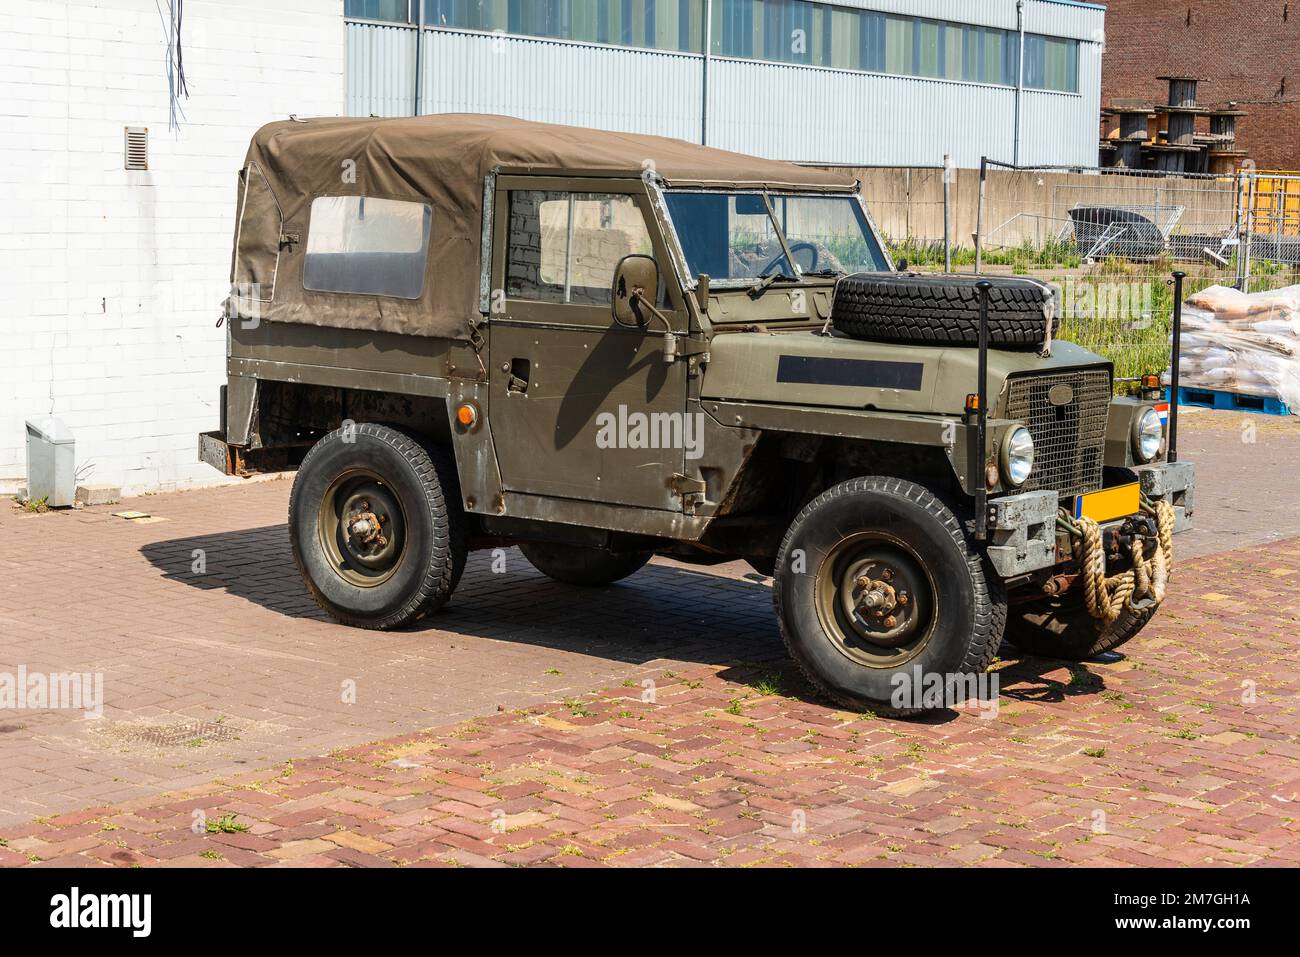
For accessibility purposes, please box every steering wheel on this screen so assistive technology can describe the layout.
[761,241,819,276]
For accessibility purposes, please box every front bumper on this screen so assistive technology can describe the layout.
[1132,460,1195,533]
[984,460,1195,579]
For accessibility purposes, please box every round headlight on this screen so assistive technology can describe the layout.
[1001,427,1035,487]
[1133,407,1163,462]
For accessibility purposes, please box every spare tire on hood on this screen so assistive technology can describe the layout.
[831,273,1059,350]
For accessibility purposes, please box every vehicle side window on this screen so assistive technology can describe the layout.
[506,190,653,306]
[303,196,432,299]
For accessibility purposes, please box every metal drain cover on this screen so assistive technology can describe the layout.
[101,720,240,748]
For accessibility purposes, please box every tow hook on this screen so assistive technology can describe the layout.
[1105,515,1157,563]
[1041,572,1077,596]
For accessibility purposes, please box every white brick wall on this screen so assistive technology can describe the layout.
[0,0,344,495]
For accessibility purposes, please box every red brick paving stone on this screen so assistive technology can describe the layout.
[3,474,1300,865]
[5,590,1289,868]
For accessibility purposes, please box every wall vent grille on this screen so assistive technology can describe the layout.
[124,126,149,171]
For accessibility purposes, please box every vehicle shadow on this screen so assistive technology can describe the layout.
[139,525,1106,717]
[139,523,786,672]
[992,646,1112,704]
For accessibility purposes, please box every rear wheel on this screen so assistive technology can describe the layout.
[289,423,466,629]
[773,476,1006,715]
[1004,591,1155,660]
[520,542,652,586]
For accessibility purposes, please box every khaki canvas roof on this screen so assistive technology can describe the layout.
[232,113,857,340]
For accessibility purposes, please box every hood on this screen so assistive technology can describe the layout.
[700,330,1109,416]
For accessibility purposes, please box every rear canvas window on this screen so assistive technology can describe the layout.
[303,196,432,299]
[232,163,282,302]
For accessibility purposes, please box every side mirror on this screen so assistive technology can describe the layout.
[896,258,909,272]
[612,254,660,328]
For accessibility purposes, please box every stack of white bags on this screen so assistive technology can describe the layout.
[1164,284,1300,413]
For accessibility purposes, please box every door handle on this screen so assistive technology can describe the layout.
[506,357,530,394]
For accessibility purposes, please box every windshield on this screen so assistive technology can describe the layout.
[769,194,889,275]
[663,190,888,285]
[663,192,794,282]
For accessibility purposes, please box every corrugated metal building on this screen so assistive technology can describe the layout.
[345,0,1105,168]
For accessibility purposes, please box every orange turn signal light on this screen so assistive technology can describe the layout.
[1140,373,1162,390]
[455,401,480,431]
[965,393,981,412]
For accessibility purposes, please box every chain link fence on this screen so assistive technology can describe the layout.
[855,160,1300,390]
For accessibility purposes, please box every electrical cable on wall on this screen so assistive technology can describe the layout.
[155,0,190,130]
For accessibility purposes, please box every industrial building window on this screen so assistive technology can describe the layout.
[707,1,1074,92]
[1023,33,1079,93]
[346,0,415,22]
[303,196,432,299]
[506,191,654,306]
[347,1,707,53]
[344,0,1079,93]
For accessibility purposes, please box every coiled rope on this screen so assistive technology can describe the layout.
[1056,496,1177,627]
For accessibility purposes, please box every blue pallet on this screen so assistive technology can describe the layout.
[1165,386,1293,417]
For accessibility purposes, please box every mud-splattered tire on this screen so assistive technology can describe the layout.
[832,273,1058,350]
[773,476,1006,716]
[1004,591,1155,660]
[289,423,466,629]
[520,542,652,586]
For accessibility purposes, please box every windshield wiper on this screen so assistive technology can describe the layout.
[802,269,844,277]
[748,272,798,298]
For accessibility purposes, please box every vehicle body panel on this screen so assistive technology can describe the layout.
[702,331,1105,416]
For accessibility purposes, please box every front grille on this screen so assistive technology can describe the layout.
[1004,368,1110,498]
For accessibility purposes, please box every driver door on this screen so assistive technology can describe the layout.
[487,177,690,511]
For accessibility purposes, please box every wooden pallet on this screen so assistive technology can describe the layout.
[1166,386,1294,417]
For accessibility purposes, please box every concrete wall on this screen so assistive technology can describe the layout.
[853,166,1241,250]
[0,0,344,496]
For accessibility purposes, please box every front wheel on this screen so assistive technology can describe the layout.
[773,477,1006,715]
[288,423,466,629]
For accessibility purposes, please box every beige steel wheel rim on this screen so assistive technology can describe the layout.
[317,468,409,588]
[812,531,937,669]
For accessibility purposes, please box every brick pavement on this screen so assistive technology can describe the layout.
[0,479,782,826]
[2,531,1297,867]
[0,410,1298,864]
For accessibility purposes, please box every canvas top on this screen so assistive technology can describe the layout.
[230,113,857,340]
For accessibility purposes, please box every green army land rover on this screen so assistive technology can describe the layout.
[204,114,1193,715]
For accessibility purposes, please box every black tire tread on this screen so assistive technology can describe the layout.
[832,273,1058,349]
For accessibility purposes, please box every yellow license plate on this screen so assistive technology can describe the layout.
[1072,482,1140,523]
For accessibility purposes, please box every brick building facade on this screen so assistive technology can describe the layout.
[1101,0,1300,170]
